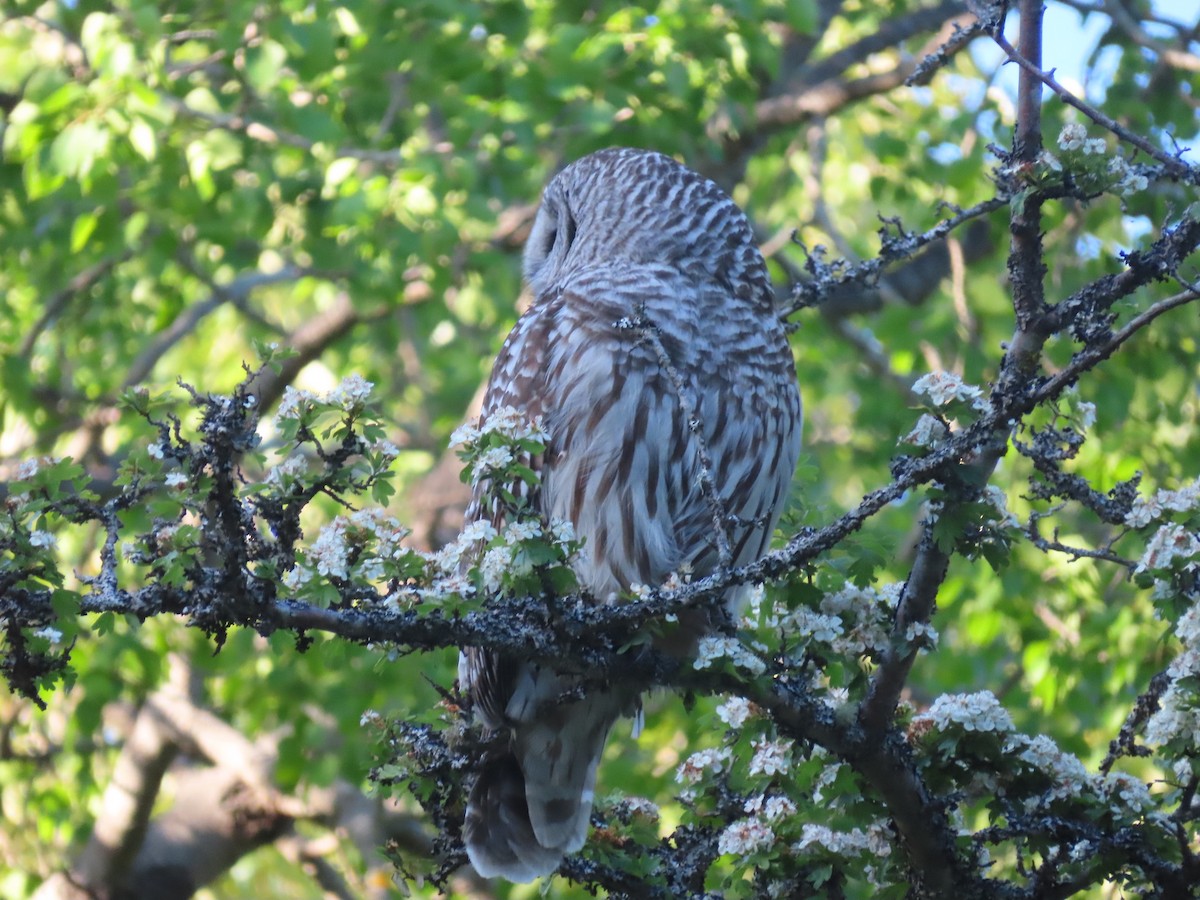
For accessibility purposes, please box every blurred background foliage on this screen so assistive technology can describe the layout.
[1,0,1198,897]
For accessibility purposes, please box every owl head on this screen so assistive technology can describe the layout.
[521,148,772,308]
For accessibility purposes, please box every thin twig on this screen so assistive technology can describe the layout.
[992,29,1198,183]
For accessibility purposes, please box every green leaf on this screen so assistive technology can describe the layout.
[70,211,99,253]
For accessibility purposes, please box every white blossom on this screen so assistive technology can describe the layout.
[716,696,753,728]
[33,626,63,644]
[749,738,793,776]
[1120,172,1149,196]
[744,793,796,822]
[15,457,55,480]
[282,564,312,590]
[717,819,775,856]
[793,823,884,857]
[29,530,57,549]
[1173,759,1194,784]
[1145,644,1200,747]
[1037,149,1062,172]
[787,608,844,643]
[164,472,188,488]
[266,453,309,487]
[902,413,950,448]
[693,635,766,675]
[1144,681,1200,747]
[460,520,499,545]
[1126,493,1164,528]
[479,405,549,442]
[1057,123,1087,151]
[475,446,515,475]
[327,373,374,410]
[1074,401,1097,429]
[913,691,1014,733]
[1136,524,1200,572]
[14,460,41,482]
[550,518,576,544]
[479,544,514,592]
[503,520,542,544]
[1096,771,1153,815]
[311,519,350,579]
[1176,601,1200,645]
[675,747,732,783]
[360,708,383,727]
[1004,734,1089,803]
[276,386,316,421]
[371,438,401,462]
[621,796,660,819]
[812,762,842,804]
[147,442,165,460]
[905,621,939,649]
[449,420,482,447]
[911,371,988,411]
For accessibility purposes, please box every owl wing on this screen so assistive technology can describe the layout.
[461,267,801,881]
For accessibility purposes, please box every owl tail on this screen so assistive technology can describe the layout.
[464,691,628,882]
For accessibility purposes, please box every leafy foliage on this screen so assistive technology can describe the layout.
[2,1,1200,898]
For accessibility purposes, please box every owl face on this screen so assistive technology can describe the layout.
[522,177,577,296]
[520,148,773,308]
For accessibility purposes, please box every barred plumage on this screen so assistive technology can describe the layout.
[459,148,803,881]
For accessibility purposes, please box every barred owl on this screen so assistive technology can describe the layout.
[459,148,802,881]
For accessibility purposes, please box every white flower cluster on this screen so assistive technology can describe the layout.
[911,371,988,412]
[717,818,775,856]
[904,621,939,649]
[781,584,898,659]
[1126,479,1200,528]
[675,746,733,784]
[744,793,796,822]
[1004,734,1090,807]
[1057,123,1107,155]
[450,405,550,447]
[1055,124,1148,196]
[1136,523,1200,573]
[716,696,754,728]
[479,542,532,592]
[902,413,950,448]
[275,374,375,424]
[620,796,661,820]
[289,509,411,586]
[693,635,767,675]
[327,373,374,410]
[1096,771,1154,816]
[1106,155,1149,197]
[265,453,309,487]
[748,738,794,777]
[788,609,844,643]
[983,484,1019,529]
[793,823,891,858]
[812,761,842,804]
[14,456,61,480]
[32,626,64,644]
[1073,400,1097,429]
[913,691,1014,733]
[1145,600,1200,747]
[29,530,57,549]
[1001,732,1154,818]
[425,516,577,597]
[276,386,316,421]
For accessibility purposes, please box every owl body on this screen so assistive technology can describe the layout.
[460,148,802,881]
